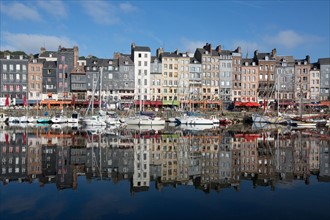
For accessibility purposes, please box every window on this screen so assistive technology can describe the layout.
[16,64,20,71]
[9,64,13,71]
[3,64,7,70]
[16,74,20,80]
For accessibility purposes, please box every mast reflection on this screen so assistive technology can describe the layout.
[1,124,329,193]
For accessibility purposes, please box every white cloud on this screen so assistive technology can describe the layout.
[263,30,322,49]
[119,3,138,13]
[181,38,206,53]
[81,1,120,25]
[37,0,67,18]
[1,32,77,54]
[0,2,41,21]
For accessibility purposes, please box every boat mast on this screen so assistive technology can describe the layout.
[140,68,143,113]
[61,55,65,115]
[99,67,103,111]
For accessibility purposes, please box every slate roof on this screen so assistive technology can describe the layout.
[190,57,200,64]
[39,51,57,58]
[256,52,275,61]
[161,52,181,58]
[318,58,330,65]
[219,50,232,56]
[43,61,57,68]
[242,58,254,65]
[0,54,29,59]
[85,58,117,67]
[71,66,86,74]
[133,46,151,52]
[118,55,134,65]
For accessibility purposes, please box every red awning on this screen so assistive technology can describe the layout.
[235,102,259,107]
[134,100,161,106]
[244,102,259,107]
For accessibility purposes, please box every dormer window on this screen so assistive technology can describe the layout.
[252,62,256,66]
[124,60,128,65]
[245,62,248,66]
[265,56,269,61]
[93,60,97,64]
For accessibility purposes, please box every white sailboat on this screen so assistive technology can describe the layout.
[126,71,165,126]
[252,72,287,124]
[51,56,69,124]
[81,67,106,127]
[51,113,68,123]
[67,111,80,124]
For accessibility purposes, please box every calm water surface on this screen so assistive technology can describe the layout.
[1,123,329,220]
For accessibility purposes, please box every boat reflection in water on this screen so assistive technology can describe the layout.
[0,123,329,219]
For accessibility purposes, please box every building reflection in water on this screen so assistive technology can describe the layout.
[0,125,329,193]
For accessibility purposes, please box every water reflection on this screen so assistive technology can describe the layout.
[0,123,329,193]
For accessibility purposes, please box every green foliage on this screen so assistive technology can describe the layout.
[0,50,27,56]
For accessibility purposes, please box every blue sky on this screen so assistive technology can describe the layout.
[1,0,329,62]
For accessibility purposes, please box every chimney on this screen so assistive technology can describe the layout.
[40,47,46,55]
[174,49,179,55]
[156,48,163,59]
[73,46,79,69]
[114,52,120,60]
[237,46,241,53]
[216,45,222,53]
[271,48,277,58]
[254,50,258,58]
[131,42,136,61]
[306,55,310,64]
[203,43,212,53]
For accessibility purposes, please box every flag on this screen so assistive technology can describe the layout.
[23,95,27,107]
[5,133,9,145]
[23,132,27,145]
[71,94,76,109]
[5,95,9,107]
